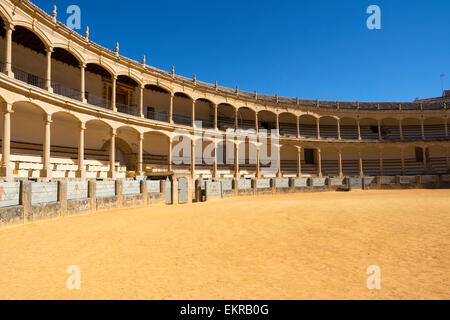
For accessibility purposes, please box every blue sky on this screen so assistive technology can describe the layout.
[33,0,450,102]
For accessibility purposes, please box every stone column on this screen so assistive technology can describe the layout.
[255,112,259,134]
[296,116,300,138]
[45,47,53,92]
[77,123,86,179]
[42,114,53,179]
[277,143,282,178]
[399,119,404,141]
[169,93,174,124]
[358,151,364,177]
[317,148,322,177]
[338,149,343,177]
[379,149,384,176]
[234,141,239,178]
[190,139,195,178]
[276,114,280,133]
[111,76,117,111]
[235,108,238,130]
[139,85,144,118]
[4,23,14,77]
[297,146,302,177]
[137,133,144,176]
[337,119,341,140]
[109,128,116,179]
[80,63,86,102]
[0,103,13,181]
[213,104,218,130]
[421,118,425,140]
[378,119,382,140]
[213,141,218,179]
[357,119,362,140]
[316,117,321,139]
[256,145,261,178]
[191,100,196,127]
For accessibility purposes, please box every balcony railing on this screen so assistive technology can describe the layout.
[86,93,111,109]
[12,66,46,89]
[0,62,4,73]
[117,103,139,116]
[146,110,169,122]
[173,113,192,126]
[51,82,81,100]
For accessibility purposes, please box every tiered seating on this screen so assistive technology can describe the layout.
[382,159,402,176]
[279,123,297,136]
[340,126,358,140]
[429,157,448,173]
[342,160,359,176]
[320,126,339,139]
[299,124,317,138]
[424,125,446,140]
[381,126,401,140]
[321,160,339,176]
[402,125,422,140]
[360,126,379,140]
[404,159,425,175]
[362,159,381,176]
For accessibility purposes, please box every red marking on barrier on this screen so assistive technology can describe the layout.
[0,186,3,202]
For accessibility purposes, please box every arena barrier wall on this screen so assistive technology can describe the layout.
[1,174,448,229]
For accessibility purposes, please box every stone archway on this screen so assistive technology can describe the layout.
[102,137,136,171]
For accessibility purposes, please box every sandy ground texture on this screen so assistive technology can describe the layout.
[0,189,449,300]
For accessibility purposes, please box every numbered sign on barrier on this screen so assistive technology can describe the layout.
[380,176,396,185]
[329,177,345,186]
[220,180,233,191]
[238,179,251,190]
[0,182,20,207]
[205,181,222,200]
[67,181,88,200]
[123,180,141,195]
[294,178,308,188]
[96,181,116,198]
[147,180,161,193]
[275,178,289,189]
[31,182,58,204]
[256,179,271,189]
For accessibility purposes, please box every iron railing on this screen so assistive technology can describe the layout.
[173,113,192,126]
[51,82,81,100]
[146,110,169,122]
[12,66,46,89]
[86,93,111,109]
[117,103,139,116]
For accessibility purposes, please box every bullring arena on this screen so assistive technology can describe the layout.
[0,0,449,300]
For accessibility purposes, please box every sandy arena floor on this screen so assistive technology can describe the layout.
[0,189,449,300]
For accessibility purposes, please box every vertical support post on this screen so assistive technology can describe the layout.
[255,112,259,134]
[168,138,173,172]
[422,146,427,171]
[0,103,13,181]
[316,117,321,139]
[77,123,86,179]
[4,23,14,77]
[358,150,364,177]
[256,144,261,178]
[169,93,174,124]
[277,142,282,178]
[421,118,425,140]
[296,116,300,138]
[80,63,86,102]
[378,119,382,140]
[338,149,343,178]
[234,140,239,178]
[235,108,238,130]
[190,138,195,179]
[137,133,144,176]
[109,128,116,179]
[139,85,144,118]
[214,103,218,130]
[399,119,404,141]
[45,47,53,92]
[357,119,362,140]
[297,146,302,177]
[111,76,117,111]
[317,148,322,177]
[213,141,218,179]
[42,114,52,179]
[191,99,195,127]
[337,118,341,140]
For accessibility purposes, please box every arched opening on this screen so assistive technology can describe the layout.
[424,117,446,140]
[0,17,7,70]
[319,116,338,139]
[341,146,359,176]
[258,111,277,132]
[404,145,425,175]
[361,146,381,176]
[84,120,112,179]
[429,144,448,174]
[172,134,191,172]
[113,126,141,174]
[402,118,422,141]
[143,131,170,172]
[217,103,235,131]
[10,101,46,178]
[144,85,170,122]
[195,98,215,129]
[360,118,379,140]
[85,63,112,109]
[172,92,192,126]
[216,135,234,175]
[116,75,139,116]
[299,115,317,139]
[321,146,339,176]
[280,144,297,176]
[238,137,257,177]
[50,112,81,178]
[380,118,401,140]
[300,146,319,176]
[11,26,47,88]
[238,107,256,131]
[382,146,402,176]
[51,48,81,100]
[279,112,297,136]
[340,118,358,140]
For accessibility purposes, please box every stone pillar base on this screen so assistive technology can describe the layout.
[5,70,14,78]
[40,169,53,180]
[108,171,116,179]
[76,170,86,179]
[0,166,13,182]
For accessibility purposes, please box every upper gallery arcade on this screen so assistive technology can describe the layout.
[0,0,449,182]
